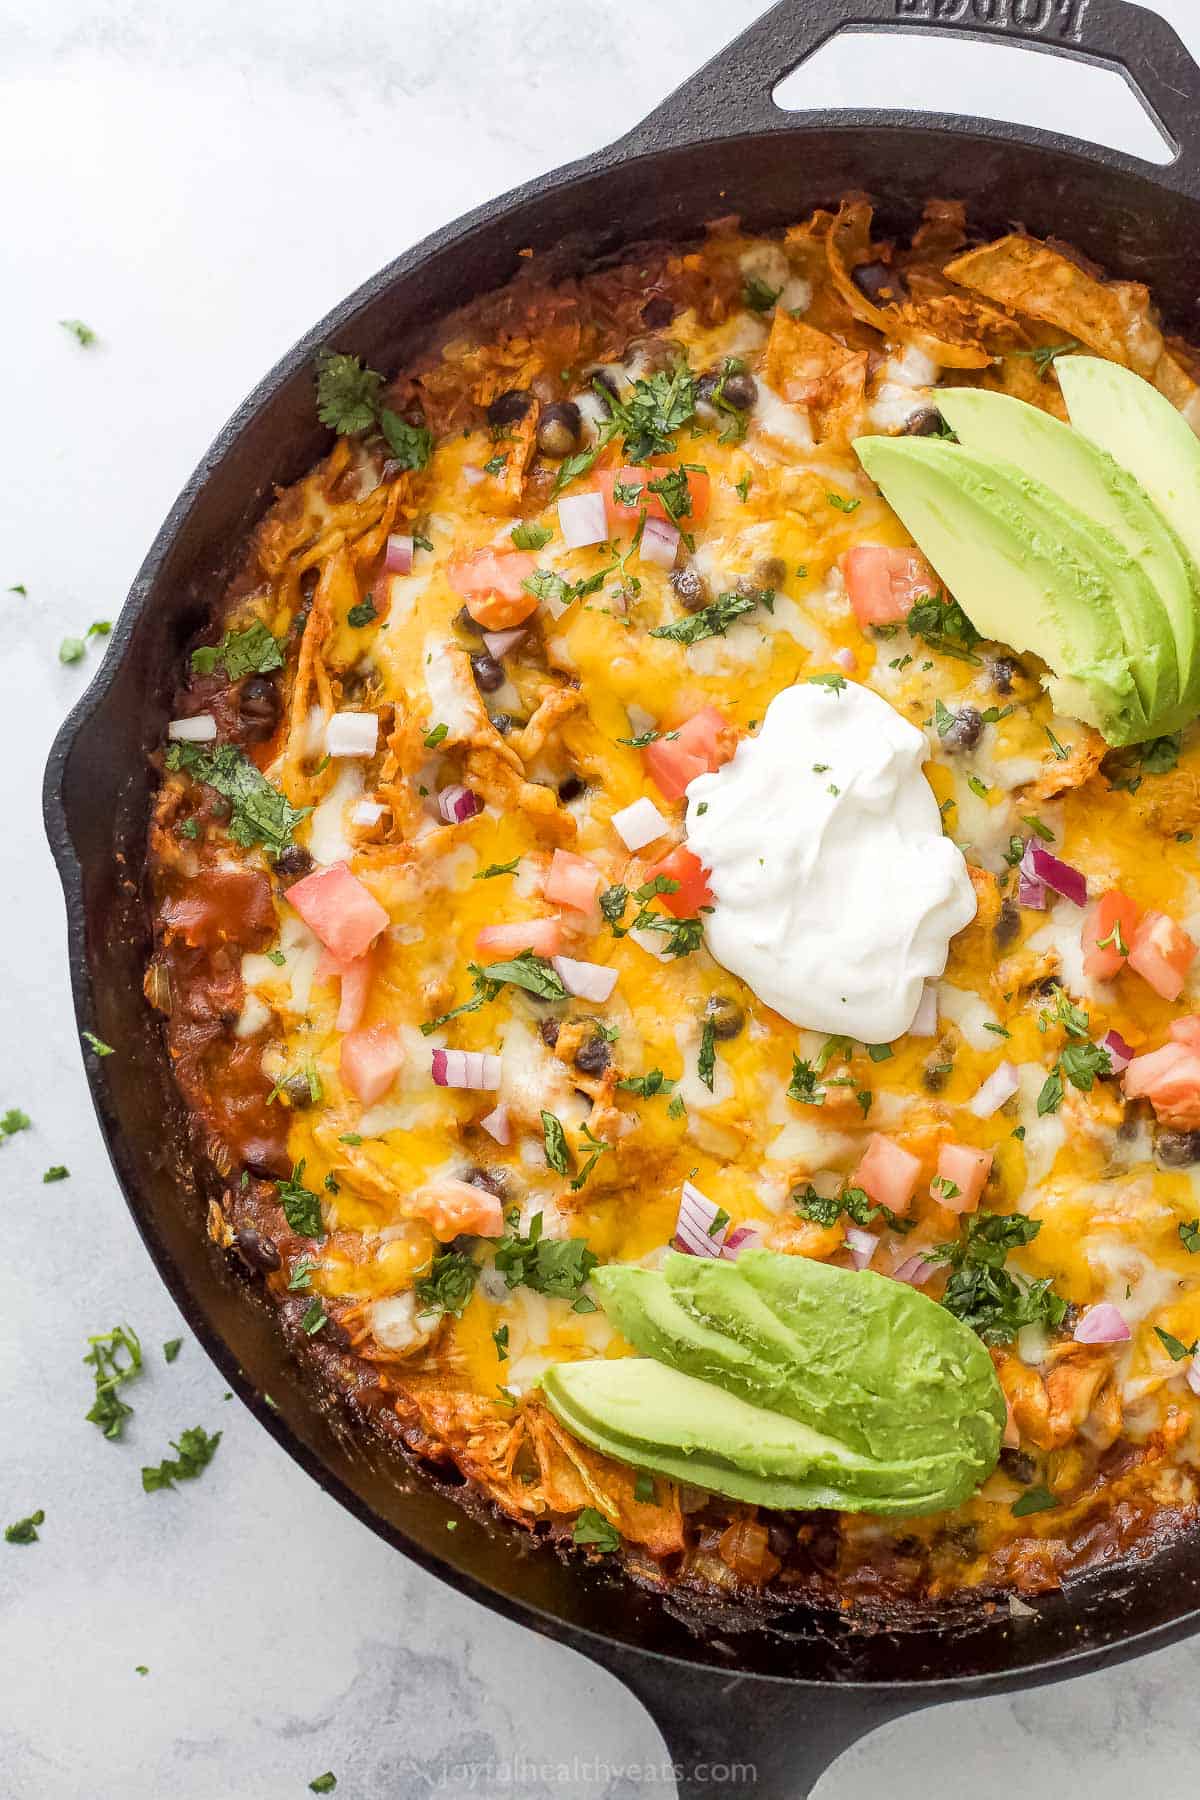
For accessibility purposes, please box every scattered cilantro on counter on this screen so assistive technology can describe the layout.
[43,1165,69,1183]
[59,637,85,664]
[309,1777,338,1796]
[162,1338,183,1364]
[84,1324,143,1440]
[141,1426,222,1494]
[60,318,97,347]
[5,1509,44,1545]
[1,1108,30,1143]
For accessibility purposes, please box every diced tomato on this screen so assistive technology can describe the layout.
[931,1142,993,1215]
[545,849,601,913]
[317,948,375,1033]
[408,1177,504,1241]
[1124,1040,1200,1129]
[595,463,711,531]
[643,705,736,802]
[340,1022,404,1105]
[1082,889,1140,982]
[446,548,539,629]
[642,845,712,917]
[1171,1017,1200,1052]
[288,862,389,964]
[852,1134,921,1217]
[841,545,938,628]
[1128,910,1198,1002]
[475,917,563,958]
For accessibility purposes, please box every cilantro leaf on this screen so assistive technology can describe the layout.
[906,592,982,664]
[415,1249,479,1318]
[82,1031,114,1057]
[84,1324,143,1440]
[59,637,85,664]
[379,408,433,471]
[472,950,566,1000]
[511,521,553,551]
[141,1425,222,1493]
[492,1210,598,1302]
[276,1162,324,1239]
[541,1111,571,1176]
[162,1338,183,1364]
[165,742,308,856]
[934,1210,1064,1345]
[698,1019,716,1092]
[572,1507,620,1552]
[347,597,378,628]
[610,365,696,463]
[5,1509,45,1545]
[651,588,758,645]
[42,1165,69,1183]
[743,276,780,313]
[474,857,521,880]
[315,349,383,434]
[190,621,283,679]
[1011,1485,1059,1516]
[787,1057,825,1105]
[60,318,97,347]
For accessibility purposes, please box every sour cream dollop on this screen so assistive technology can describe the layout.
[685,680,977,1041]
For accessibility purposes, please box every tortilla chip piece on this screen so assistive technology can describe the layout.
[945,234,1164,375]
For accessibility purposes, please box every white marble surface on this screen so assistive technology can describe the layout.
[4,3,1200,1795]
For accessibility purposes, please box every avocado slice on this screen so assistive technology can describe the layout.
[853,434,1149,744]
[541,1357,981,1516]
[1058,354,1200,717]
[597,1252,1001,1475]
[544,1251,1005,1516]
[936,386,1191,728]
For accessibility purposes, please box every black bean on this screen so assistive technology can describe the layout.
[851,260,907,305]
[1000,1449,1037,1484]
[487,388,534,430]
[641,296,676,331]
[721,371,758,411]
[537,401,582,460]
[273,844,314,881]
[941,706,983,753]
[467,1166,507,1199]
[624,335,678,375]
[1156,1130,1200,1168]
[705,995,745,1040]
[539,1018,561,1049]
[558,774,586,803]
[454,604,485,637]
[234,1226,281,1273]
[470,652,505,694]
[994,897,1021,949]
[280,1073,315,1109]
[489,712,515,736]
[766,1520,796,1559]
[238,675,282,742]
[990,655,1022,694]
[903,406,946,438]
[670,565,710,613]
[575,1035,612,1076]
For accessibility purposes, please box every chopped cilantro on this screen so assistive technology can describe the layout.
[805,673,847,693]
[141,1426,222,1493]
[743,276,780,313]
[162,1338,183,1364]
[300,1297,329,1336]
[475,949,566,1000]
[1020,813,1055,843]
[309,1776,338,1795]
[493,1324,509,1361]
[541,1111,571,1176]
[59,637,85,664]
[609,364,697,463]
[287,1258,314,1291]
[1154,1325,1197,1362]
[967,775,991,800]
[347,597,378,628]
[493,1210,598,1303]
[1044,726,1070,761]
[190,621,282,679]
[276,1163,324,1239]
[416,1248,479,1318]
[617,728,678,748]
[1179,1219,1200,1254]
[907,592,981,663]
[266,948,286,966]
[474,857,521,879]
[787,1057,824,1106]
[1012,339,1080,379]
[5,1510,44,1545]
[570,1121,610,1192]
[511,521,553,550]
[1011,1485,1059,1516]
[572,1507,620,1552]
[867,1043,893,1063]
[0,1107,30,1142]
[483,453,508,477]
[423,722,449,748]
[165,742,308,856]
[314,349,383,434]
[42,1165,69,1182]
[60,318,97,347]
[634,1472,655,1504]
[84,1324,143,1440]
[933,1211,1064,1345]
[698,1019,716,1092]
[734,474,751,503]
[825,492,861,514]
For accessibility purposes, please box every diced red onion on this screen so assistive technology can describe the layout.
[1073,1302,1131,1345]
[1102,1029,1135,1073]
[892,1251,938,1287]
[844,1226,878,1270]
[611,796,668,851]
[431,1048,501,1090]
[437,784,483,825]
[552,955,618,1003]
[384,533,414,575]
[480,1102,511,1145]
[721,1225,761,1260]
[482,627,525,658]
[326,711,378,759]
[640,517,680,569]
[673,1180,727,1257]
[909,984,937,1038]
[1017,842,1047,910]
[168,712,217,743]
[1028,842,1087,907]
[1187,1352,1200,1398]
[833,647,856,673]
[969,1060,1020,1118]
[558,491,608,549]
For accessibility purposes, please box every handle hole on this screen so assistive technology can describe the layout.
[771,27,1174,164]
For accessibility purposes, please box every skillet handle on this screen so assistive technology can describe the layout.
[622,0,1200,198]
[585,1640,925,1799]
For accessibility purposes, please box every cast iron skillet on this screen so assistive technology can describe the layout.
[43,2,1200,1792]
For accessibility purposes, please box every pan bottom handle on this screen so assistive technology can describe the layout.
[587,1642,928,1799]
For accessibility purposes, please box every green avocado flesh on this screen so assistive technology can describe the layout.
[936,386,1194,728]
[854,434,1150,744]
[1058,355,1200,716]
[541,1250,1005,1517]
